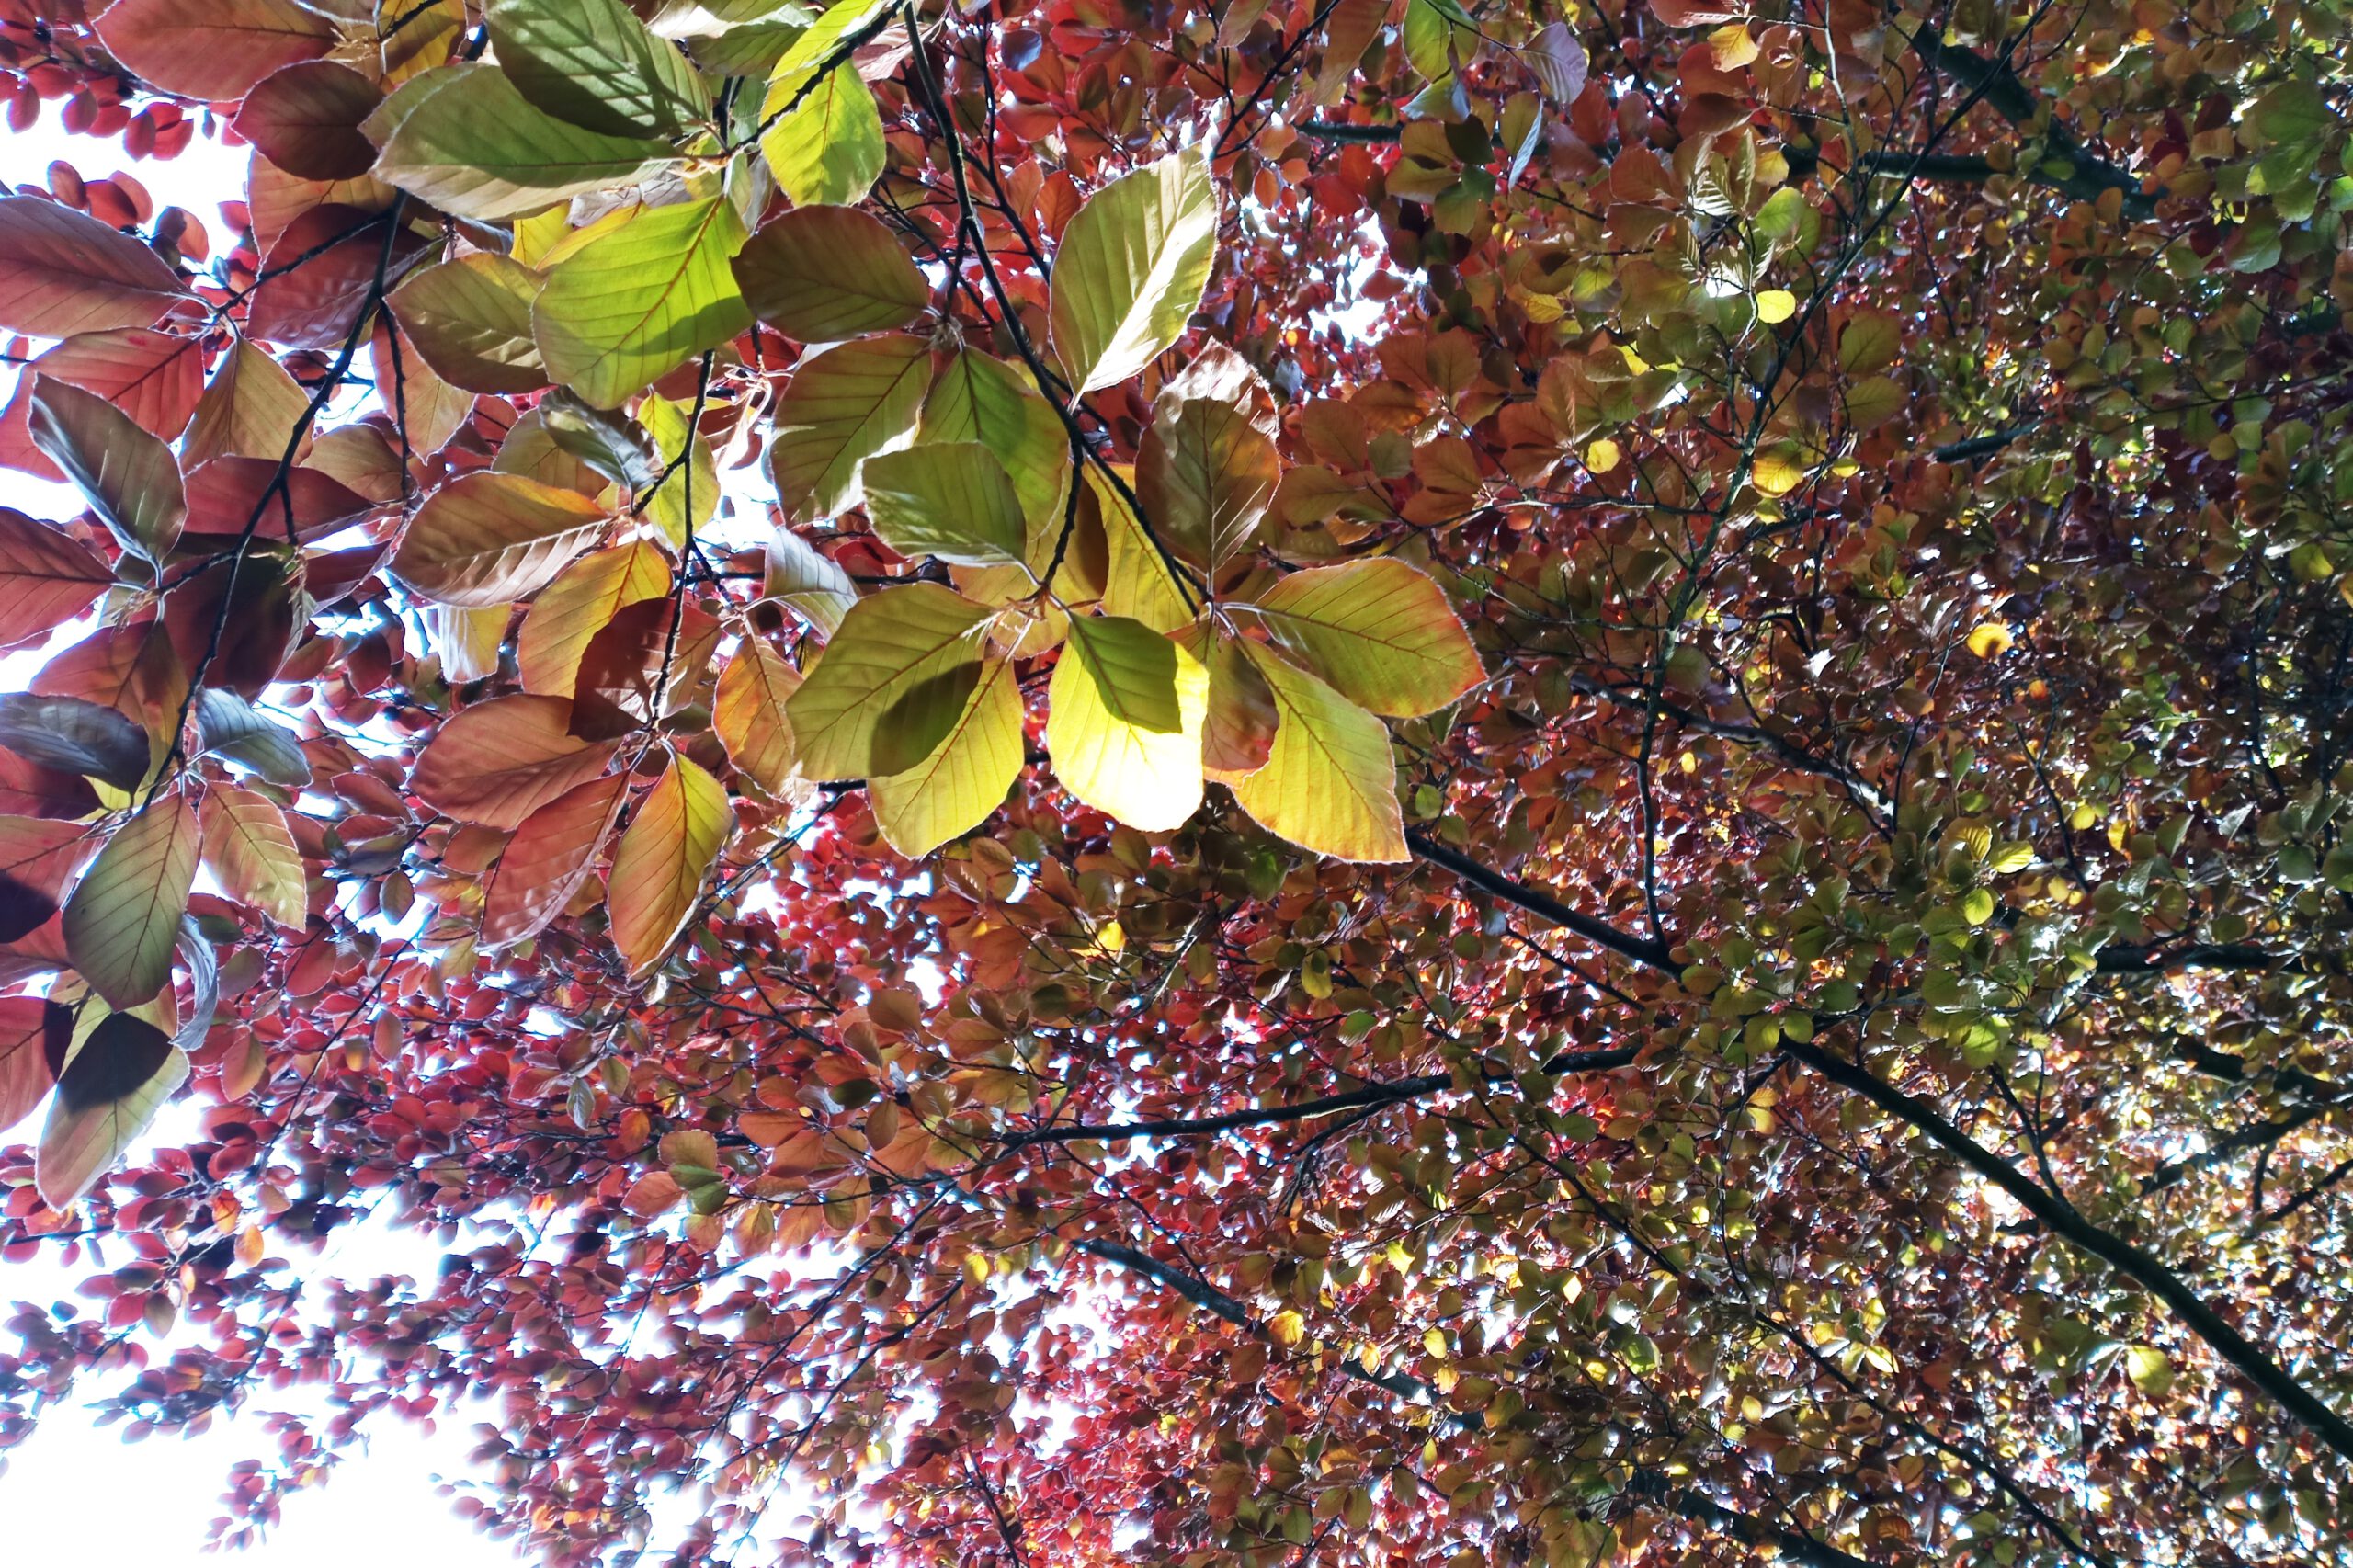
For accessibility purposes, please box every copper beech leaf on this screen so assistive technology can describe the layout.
[762,526,859,637]
[480,772,628,948]
[733,206,928,341]
[871,653,1023,857]
[1229,642,1406,861]
[1047,146,1220,392]
[24,328,206,447]
[0,814,97,944]
[0,996,68,1131]
[63,794,200,1009]
[714,636,802,797]
[919,347,1071,545]
[93,0,335,100]
[0,196,191,337]
[27,376,185,567]
[388,254,551,394]
[233,60,385,180]
[769,333,930,519]
[486,0,711,138]
[391,472,610,607]
[411,695,621,829]
[1137,396,1280,575]
[35,1011,186,1209]
[532,197,752,410]
[861,443,1029,568]
[369,64,680,222]
[0,694,151,790]
[1245,558,1483,718]
[607,754,731,977]
[517,540,675,699]
[784,583,994,779]
[183,340,313,466]
[1046,614,1207,832]
[199,784,309,929]
[0,509,114,649]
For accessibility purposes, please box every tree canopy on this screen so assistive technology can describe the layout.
[0,0,2348,1564]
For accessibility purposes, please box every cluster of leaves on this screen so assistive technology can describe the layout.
[0,0,2348,1566]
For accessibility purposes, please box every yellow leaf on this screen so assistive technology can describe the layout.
[1230,642,1405,861]
[1585,437,1620,473]
[1967,622,2013,658]
[1267,1310,1306,1349]
[714,635,803,798]
[871,654,1024,856]
[1046,615,1207,832]
[607,753,732,977]
[1754,288,1797,324]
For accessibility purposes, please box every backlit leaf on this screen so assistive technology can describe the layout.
[1138,396,1279,575]
[714,636,803,796]
[0,695,152,790]
[487,0,712,137]
[28,376,185,566]
[733,206,928,341]
[370,64,680,221]
[1092,465,1195,633]
[785,583,993,778]
[769,333,929,519]
[762,526,859,637]
[391,472,610,607]
[199,783,309,928]
[63,794,200,1009]
[920,348,1071,548]
[862,443,1029,568]
[640,392,717,548]
[233,61,385,180]
[185,339,313,467]
[24,328,205,446]
[388,254,551,394]
[0,509,113,649]
[1048,146,1220,392]
[0,996,66,1131]
[533,197,751,409]
[0,196,191,337]
[608,754,731,976]
[1247,559,1483,718]
[517,540,675,698]
[411,695,621,828]
[1047,614,1207,831]
[871,653,1023,856]
[91,0,335,104]
[35,1011,185,1208]
[193,690,312,788]
[481,773,628,948]
[1230,642,1405,861]
[761,63,885,207]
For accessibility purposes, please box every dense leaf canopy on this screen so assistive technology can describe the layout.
[0,0,2348,1565]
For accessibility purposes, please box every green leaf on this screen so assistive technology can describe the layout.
[0,195,192,337]
[762,525,859,636]
[2125,1344,2174,1396]
[784,583,993,778]
[862,443,1030,567]
[769,332,930,518]
[370,63,680,221]
[192,690,312,788]
[487,0,712,137]
[1246,558,1483,717]
[608,752,732,977]
[1230,642,1405,861]
[391,471,611,607]
[921,347,1070,550]
[1137,396,1279,574]
[199,782,307,929]
[733,204,928,341]
[27,375,185,567]
[760,62,884,207]
[1048,146,1220,392]
[1047,614,1206,832]
[35,1011,186,1209]
[1091,463,1194,633]
[387,253,551,394]
[63,795,199,1009]
[872,653,1023,857]
[640,392,719,547]
[533,197,751,410]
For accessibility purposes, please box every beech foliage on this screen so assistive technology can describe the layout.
[0,0,2349,1565]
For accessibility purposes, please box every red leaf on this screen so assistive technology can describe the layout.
[411,696,622,830]
[480,773,628,949]
[92,0,337,102]
[232,61,383,181]
[246,205,426,351]
[0,508,114,650]
[0,195,189,337]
